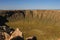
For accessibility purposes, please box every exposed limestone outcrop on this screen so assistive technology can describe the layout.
[9,28,23,40]
[0,28,24,40]
[4,32,10,40]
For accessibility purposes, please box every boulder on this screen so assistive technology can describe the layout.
[9,28,23,40]
[3,32,10,40]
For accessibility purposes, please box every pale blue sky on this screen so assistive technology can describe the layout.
[0,0,60,10]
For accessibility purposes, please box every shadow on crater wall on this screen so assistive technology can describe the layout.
[0,11,15,26]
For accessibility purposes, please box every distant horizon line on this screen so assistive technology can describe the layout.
[0,9,60,10]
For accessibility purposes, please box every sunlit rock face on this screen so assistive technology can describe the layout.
[0,10,60,22]
[1,28,24,40]
[9,28,24,40]
[4,32,10,40]
[0,10,60,18]
[10,28,23,38]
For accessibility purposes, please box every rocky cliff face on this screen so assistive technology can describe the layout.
[0,10,60,22]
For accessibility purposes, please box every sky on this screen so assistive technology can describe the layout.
[0,0,60,10]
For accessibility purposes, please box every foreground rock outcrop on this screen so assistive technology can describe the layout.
[0,27,37,40]
[9,28,23,40]
[0,28,24,40]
